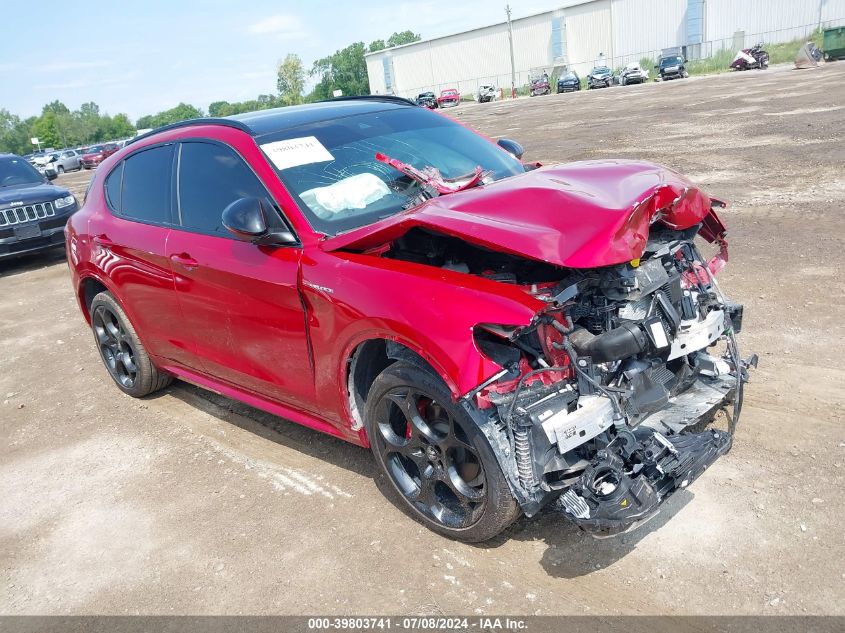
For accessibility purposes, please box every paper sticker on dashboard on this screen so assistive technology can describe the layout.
[260,137,334,170]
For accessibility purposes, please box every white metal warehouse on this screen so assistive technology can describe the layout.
[365,0,844,99]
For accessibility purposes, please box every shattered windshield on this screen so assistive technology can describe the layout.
[661,56,683,67]
[259,107,525,235]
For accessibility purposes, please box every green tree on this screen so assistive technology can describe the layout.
[0,109,35,154]
[310,41,370,99]
[308,31,422,100]
[208,101,232,116]
[386,30,420,47]
[32,111,62,148]
[276,54,305,105]
[368,38,386,52]
[136,103,203,129]
[42,100,70,116]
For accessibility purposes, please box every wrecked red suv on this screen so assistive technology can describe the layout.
[66,97,753,542]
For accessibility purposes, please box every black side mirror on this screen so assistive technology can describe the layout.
[222,197,297,246]
[497,138,524,160]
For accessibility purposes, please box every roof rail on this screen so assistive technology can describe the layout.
[318,94,417,107]
[127,117,253,146]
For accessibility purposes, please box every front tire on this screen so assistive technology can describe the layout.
[364,362,521,542]
[90,291,172,397]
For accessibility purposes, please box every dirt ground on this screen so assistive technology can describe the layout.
[1,63,844,616]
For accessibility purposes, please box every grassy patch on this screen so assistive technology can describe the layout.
[766,29,823,64]
[684,30,824,77]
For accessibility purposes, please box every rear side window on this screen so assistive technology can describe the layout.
[104,162,123,211]
[120,145,174,224]
[177,141,269,235]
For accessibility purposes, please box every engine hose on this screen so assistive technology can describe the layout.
[550,317,626,427]
[558,336,627,430]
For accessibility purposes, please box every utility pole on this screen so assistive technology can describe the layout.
[506,4,516,98]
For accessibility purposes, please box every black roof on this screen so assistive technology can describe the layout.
[128,96,416,146]
[230,96,415,137]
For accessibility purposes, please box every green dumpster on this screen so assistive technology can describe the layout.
[823,26,845,60]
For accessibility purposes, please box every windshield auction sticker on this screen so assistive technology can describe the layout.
[260,136,334,171]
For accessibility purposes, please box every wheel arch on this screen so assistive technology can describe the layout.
[343,335,459,444]
[77,274,111,324]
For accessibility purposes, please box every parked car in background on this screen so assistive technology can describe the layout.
[415,92,438,109]
[28,151,56,167]
[586,66,613,89]
[437,88,461,108]
[0,153,77,259]
[730,44,769,71]
[80,143,119,169]
[47,149,83,174]
[619,62,649,85]
[656,55,688,80]
[529,73,551,96]
[66,97,752,543]
[556,71,581,93]
[476,84,497,103]
[35,162,58,179]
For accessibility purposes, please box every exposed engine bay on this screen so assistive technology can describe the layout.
[381,213,756,536]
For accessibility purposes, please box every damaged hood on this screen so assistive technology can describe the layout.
[320,160,717,268]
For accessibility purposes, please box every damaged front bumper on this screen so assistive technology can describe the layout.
[555,371,739,536]
[468,338,757,537]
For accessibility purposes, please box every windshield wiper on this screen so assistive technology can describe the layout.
[375,152,488,200]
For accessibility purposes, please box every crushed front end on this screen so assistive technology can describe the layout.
[466,212,756,536]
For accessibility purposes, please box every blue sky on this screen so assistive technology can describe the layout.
[1,0,565,121]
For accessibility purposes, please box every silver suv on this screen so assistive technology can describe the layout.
[47,149,83,174]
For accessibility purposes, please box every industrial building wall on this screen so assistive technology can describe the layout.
[365,0,845,98]
[564,0,611,76]
[704,0,845,45]
[366,12,559,99]
[611,0,686,63]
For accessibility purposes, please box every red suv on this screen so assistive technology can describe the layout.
[80,143,119,169]
[67,97,752,541]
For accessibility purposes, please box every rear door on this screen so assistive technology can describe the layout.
[165,139,315,411]
[93,143,195,366]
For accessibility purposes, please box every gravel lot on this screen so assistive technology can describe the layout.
[1,63,844,616]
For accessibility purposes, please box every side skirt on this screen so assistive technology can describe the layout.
[159,363,364,446]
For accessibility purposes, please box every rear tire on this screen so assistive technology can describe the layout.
[364,362,521,542]
[89,291,172,397]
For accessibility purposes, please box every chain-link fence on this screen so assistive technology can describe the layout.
[397,18,843,101]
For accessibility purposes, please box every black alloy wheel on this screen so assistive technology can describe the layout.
[92,303,138,389]
[88,291,172,397]
[374,387,487,528]
[364,362,520,541]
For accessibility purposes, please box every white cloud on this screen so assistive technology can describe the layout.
[247,14,307,39]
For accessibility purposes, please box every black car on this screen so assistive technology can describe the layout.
[556,71,581,93]
[656,55,688,80]
[414,92,438,109]
[0,154,78,259]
